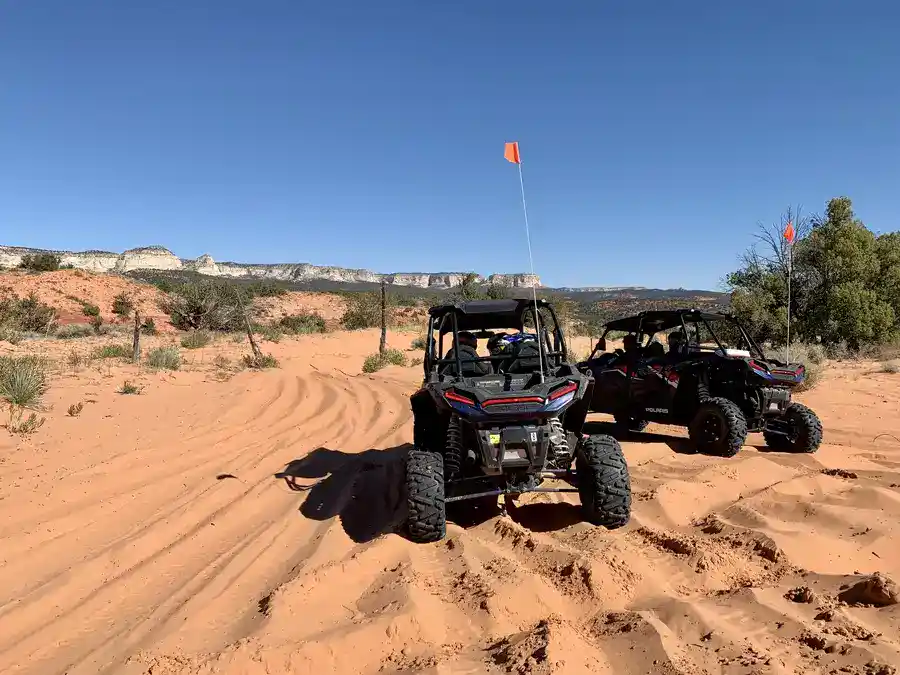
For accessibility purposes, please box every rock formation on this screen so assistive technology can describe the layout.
[0,245,541,289]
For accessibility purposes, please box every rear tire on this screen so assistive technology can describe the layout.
[406,448,446,543]
[763,402,823,453]
[688,397,747,457]
[575,434,631,529]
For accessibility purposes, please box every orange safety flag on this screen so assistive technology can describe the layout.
[783,220,795,244]
[504,141,521,164]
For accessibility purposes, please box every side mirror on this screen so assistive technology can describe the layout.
[597,337,607,351]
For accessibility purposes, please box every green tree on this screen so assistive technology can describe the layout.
[727,198,898,350]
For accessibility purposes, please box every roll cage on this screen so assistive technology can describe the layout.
[423,299,569,377]
[586,309,767,361]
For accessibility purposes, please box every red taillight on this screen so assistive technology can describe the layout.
[549,382,578,400]
[482,396,544,406]
[445,391,475,406]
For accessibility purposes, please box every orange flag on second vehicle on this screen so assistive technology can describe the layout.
[783,220,795,244]
[504,141,521,164]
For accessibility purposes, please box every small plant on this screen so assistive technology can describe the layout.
[6,408,46,435]
[411,356,423,366]
[68,401,84,417]
[67,350,85,370]
[92,343,132,359]
[180,330,212,349]
[90,315,104,334]
[880,361,900,374]
[255,324,282,343]
[0,324,22,345]
[0,293,57,333]
[81,303,101,318]
[242,353,279,369]
[118,380,143,395]
[56,323,95,339]
[0,355,49,409]
[213,355,231,369]
[112,293,135,318]
[141,317,158,335]
[19,252,61,272]
[341,291,394,330]
[410,335,427,350]
[146,346,181,370]
[278,313,327,335]
[362,348,408,373]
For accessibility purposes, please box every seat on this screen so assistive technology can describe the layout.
[440,345,491,377]
[646,341,665,358]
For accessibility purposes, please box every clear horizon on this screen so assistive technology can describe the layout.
[2,1,897,290]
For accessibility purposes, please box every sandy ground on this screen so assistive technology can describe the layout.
[1,329,899,675]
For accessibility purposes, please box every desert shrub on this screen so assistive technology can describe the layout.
[213,355,231,369]
[242,353,279,369]
[278,313,327,335]
[80,302,101,318]
[0,293,58,333]
[152,278,176,293]
[410,335,427,350]
[411,356,423,366]
[180,330,212,349]
[253,323,282,343]
[161,281,250,332]
[362,348,407,373]
[112,293,135,318]
[244,281,288,298]
[147,346,181,370]
[19,252,61,272]
[6,409,45,434]
[56,323,95,339]
[68,402,84,417]
[118,380,143,395]
[880,361,899,374]
[0,355,49,408]
[0,324,22,345]
[341,292,389,330]
[141,318,158,335]
[92,343,132,359]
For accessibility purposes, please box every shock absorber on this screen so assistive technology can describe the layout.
[444,414,465,480]
[548,417,570,467]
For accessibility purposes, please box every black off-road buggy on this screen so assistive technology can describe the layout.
[578,309,823,457]
[406,298,631,544]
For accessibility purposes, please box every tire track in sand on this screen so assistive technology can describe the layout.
[0,364,412,675]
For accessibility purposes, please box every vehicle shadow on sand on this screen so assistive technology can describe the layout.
[275,446,581,542]
[275,445,411,544]
[583,420,697,455]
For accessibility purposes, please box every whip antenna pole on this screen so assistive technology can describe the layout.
[783,217,796,364]
[505,141,544,383]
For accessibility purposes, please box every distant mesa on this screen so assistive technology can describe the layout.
[0,244,541,289]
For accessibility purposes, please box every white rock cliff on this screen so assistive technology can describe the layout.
[0,245,541,289]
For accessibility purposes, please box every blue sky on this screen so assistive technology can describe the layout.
[1,1,897,290]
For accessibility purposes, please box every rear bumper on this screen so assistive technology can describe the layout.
[474,424,550,476]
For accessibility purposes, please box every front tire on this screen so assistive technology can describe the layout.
[763,402,823,453]
[575,434,631,528]
[406,448,446,543]
[688,397,747,457]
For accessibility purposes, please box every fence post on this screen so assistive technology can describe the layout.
[379,279,387,356]
[132,310,141,363]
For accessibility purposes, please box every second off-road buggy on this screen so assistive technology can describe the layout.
[578,309,823,457]
[406,298,631,544]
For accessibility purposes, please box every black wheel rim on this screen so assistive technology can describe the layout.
[700,414,724,444]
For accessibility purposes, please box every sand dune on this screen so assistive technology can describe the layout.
[1,330,899,675]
